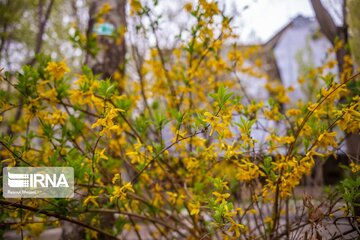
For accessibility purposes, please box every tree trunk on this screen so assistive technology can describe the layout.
[88,0,127,92]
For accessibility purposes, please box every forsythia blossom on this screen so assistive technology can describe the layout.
[110,182,135,202]
[46,61,69,80]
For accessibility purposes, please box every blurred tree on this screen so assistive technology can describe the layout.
[310,0,349,72]
[85,0,127,92]
[29,0,56,65]
[0,0,34,68]
[4,0,56,135]
[348,0,360,66]
[0,0,74,69]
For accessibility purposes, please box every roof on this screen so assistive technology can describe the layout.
[263,15,316,51]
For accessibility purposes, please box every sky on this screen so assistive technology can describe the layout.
[147,0,320,48]
[229,0,315,43]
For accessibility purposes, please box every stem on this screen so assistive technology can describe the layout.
[286,72,360,157]
[0,200,119,239]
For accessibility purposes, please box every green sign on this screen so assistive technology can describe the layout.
[94,23,115,36]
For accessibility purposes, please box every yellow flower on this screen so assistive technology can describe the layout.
[98,3,112,16]
[91,107,124,136]
[46,61,70,80]
[184,2,192,12]
[188,201,201,216]
[247,208,257,214]
[112,173,121,184]
[277,93,290,103]
[40,88,58,103]
[83,195,99,207]
[26,222,44,237]
[110,182,135,202]
[326,60,337,69]
[236,207,244,215]
[126,138,144,163]
[1,157,16,167]
[60,148,67,156]
[264,107,281,121]
[130,0,142,15]
[267,134,295,145]
[213,177,229,191]
[336,102,360,133]
[200,0,220,17]
[317,131,337,148]
[24,98,40,122]
[298,76,305,84]
[167,191,178,204]
[203,112,224,136]
[212,191,230,204]
[286,108,301,116]
[236,159,264,182]
[350,162,360,173]
[227,217,245,237]
[247,103,258,113]
[50,109,67,125]
[97,148,108,160]
[264,216,273,228]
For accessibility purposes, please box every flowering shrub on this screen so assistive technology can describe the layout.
[0,1,359,239]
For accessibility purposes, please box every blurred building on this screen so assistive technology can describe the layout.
[231,15,338,154]
[261,15,336,101]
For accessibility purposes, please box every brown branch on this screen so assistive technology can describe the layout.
[0,139,32,166]
[98,96,144,143]
[87,208,184,236]
[310,0,338,44]
[145,11,178,106]
[286,72,360,157]
[132,45,154,120]
[130,127,207,184]
[29,0,55,65]
[0,20,8,61]
[0,200,119,239]
[84,1,97,65]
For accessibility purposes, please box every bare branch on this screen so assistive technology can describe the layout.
[310,0,338,44]
[29,0,55,65]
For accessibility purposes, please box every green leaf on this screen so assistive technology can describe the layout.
[134,115,150,135]
[209,84,233,108]
[153,110,170,130]
[15,65,39,98]
[320,73,335,87]
[97,79,116,98]
[114,98,132,112]
[261,156,272,175]
[69,115,84,135]
[169,109,185,124]
[42,123,54,139]
[236,116,255,135]
[56,80,70,99]
[114,217,127,233]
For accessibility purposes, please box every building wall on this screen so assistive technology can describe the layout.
[273,17,336,102]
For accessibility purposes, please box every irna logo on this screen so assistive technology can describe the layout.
[3,167,74,198]
[7,172,69,188]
